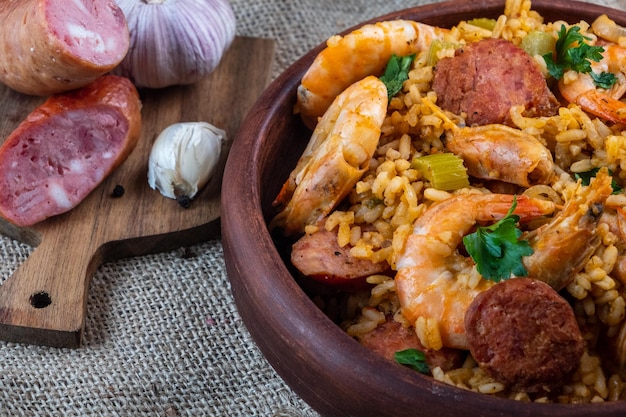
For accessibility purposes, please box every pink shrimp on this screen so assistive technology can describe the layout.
[395,169,613,351]
[270,75,388,237]
[394,193,556,350]
[559,43,626,124]
[296,20,449,128]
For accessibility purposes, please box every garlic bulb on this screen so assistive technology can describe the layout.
[148,122,225,203]
[113,0,236,88]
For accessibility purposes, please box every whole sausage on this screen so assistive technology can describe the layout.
[464,278,584,393]
[0,0,129,96]
[0,75,142,226]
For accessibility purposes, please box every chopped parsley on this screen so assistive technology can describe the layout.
[463,198,533,282]
[394,348,430,374]
[591,71,619,89]
[575,168,622,194]
[379,54,416,101]
[543,24,617,88]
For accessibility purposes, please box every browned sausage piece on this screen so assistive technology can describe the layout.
[0,0,129,96]
[357,315,465,372]
[291,229,389,287]
[432,38,559,126]
[464,278,584,393]
[0,75,142,227]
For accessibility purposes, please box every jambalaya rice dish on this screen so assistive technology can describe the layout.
[270,0,626,404]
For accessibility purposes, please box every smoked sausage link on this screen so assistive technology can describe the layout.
[0,75,142,226]
[0,0,129,96]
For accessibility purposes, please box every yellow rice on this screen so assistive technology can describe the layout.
[300,0,626,404]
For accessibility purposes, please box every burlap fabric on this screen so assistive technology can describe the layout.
[1,0,625,416]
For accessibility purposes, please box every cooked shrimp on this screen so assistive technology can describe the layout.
[424,98,555,187]
[592,14,626,44]
[522,168,614,290]
[270,75,388,236]
[558,43,626,124]
[395,170,613,351]
[395,194,556,350]
[296,20,449,128]
[445,124,555,187]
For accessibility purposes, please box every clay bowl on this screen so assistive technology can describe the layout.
[221,0,626,416]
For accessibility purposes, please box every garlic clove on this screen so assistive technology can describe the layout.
[148,122,225,203]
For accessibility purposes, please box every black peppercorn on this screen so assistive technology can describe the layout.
[111,185,125,198]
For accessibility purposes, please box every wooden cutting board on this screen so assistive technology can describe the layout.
[0,36,276,348]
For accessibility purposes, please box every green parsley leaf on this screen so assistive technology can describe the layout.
[575,168,622,194]
[543,24,606,80]
[379,54,416,101]
[462,198,534,282]
[394,348,430,374]
[591,71,618,89]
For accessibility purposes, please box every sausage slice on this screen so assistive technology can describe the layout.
[291,229,389,288]
[464,277,584,393]
[358,316,465,372]
[432,38,559,126]
[0,75,142,226]
[0,0,129,96]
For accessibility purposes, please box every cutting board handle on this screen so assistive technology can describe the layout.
[0,215,102,348]
[0,36,275,348]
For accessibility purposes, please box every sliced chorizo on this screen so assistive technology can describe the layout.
[432,38,559,126]
[0,75,142,226]
[0,0,129,96]
[464,277,584,393]
[291,229,389,288]
[357,315,465,372]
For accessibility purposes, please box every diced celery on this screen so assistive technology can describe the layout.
[466,18,497,31]
[520,30,556,57]
[426,40,460,66]
[411,153,470,191]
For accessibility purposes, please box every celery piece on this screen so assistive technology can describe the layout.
[412,153,470,191]
[520,30,556,57]
[426,40,459,66]
[467,18,497,31]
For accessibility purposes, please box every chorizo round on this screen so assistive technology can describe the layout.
[432,38,559,126]
[464,277,584,393]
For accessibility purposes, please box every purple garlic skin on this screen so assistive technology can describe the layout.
[113,0,236,88]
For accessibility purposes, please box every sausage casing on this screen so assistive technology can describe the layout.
[0,0,129,96]
[0,75,142,226]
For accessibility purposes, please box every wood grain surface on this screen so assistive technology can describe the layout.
[0,36,275,348]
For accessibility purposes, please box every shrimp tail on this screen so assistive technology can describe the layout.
[576,89,626,125]
[558,43,626,125]
[523,168,614,290]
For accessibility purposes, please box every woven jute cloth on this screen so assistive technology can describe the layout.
[1,0,625,416]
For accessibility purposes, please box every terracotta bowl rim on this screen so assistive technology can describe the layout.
[222,1,626,415]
